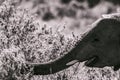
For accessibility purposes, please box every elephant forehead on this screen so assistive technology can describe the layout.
[90,22,120,48]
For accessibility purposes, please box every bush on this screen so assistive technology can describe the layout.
[0,0,38,79]
[0,0,78,80]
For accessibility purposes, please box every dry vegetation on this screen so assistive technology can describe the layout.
[0,0,120,80]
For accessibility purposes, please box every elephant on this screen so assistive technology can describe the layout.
[26,15,120,75]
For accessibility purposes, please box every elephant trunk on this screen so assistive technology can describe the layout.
[26,47,78,75]
[26,30,95,75]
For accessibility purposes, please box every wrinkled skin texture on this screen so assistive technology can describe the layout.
[26,17,120,75]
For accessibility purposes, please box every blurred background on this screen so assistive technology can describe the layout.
[1,0,120,36]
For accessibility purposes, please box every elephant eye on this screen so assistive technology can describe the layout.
[94,38,99,42]
[92,38,100,43]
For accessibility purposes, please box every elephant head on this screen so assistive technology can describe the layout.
[26,17,120,75]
